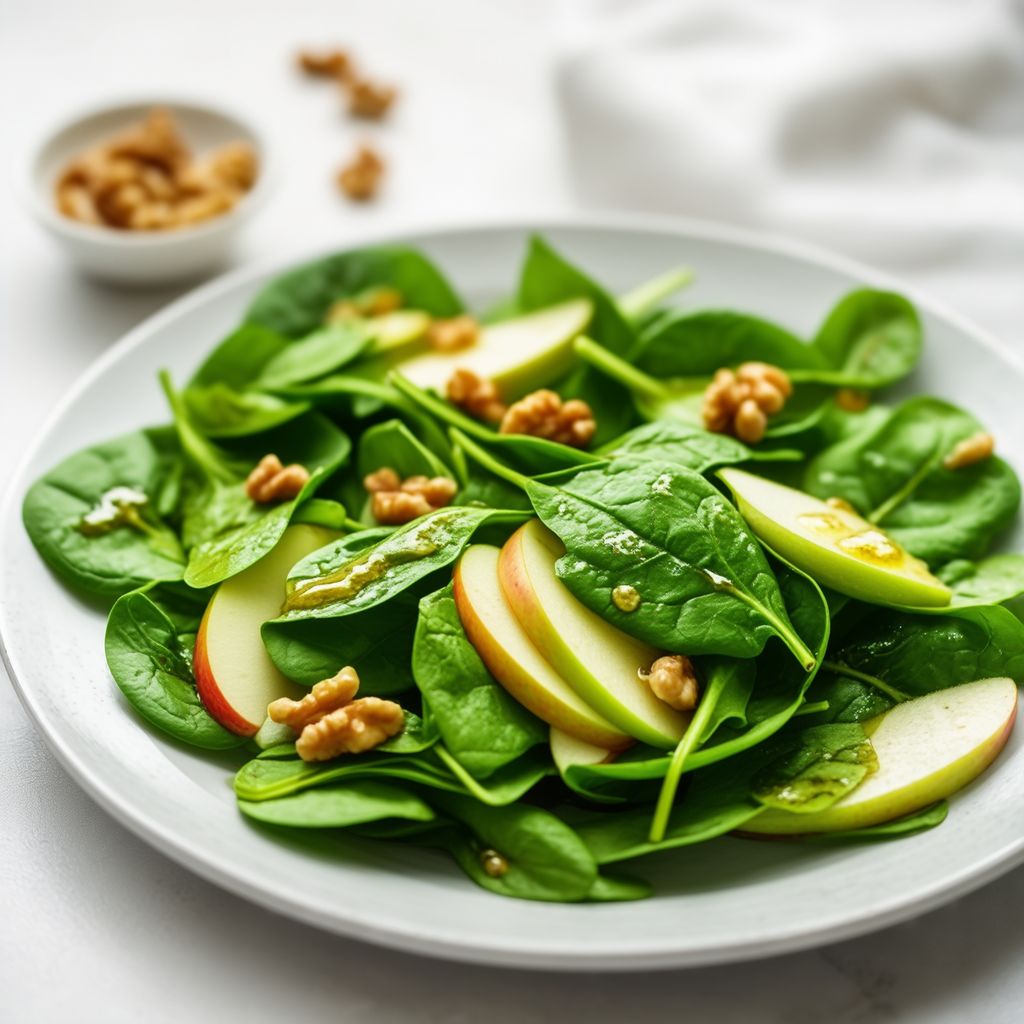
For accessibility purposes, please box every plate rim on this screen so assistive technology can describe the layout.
[2,210,1022,971]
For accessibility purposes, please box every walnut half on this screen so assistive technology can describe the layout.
[642,655,699,712]
[499,390,596,448]
[245,454,310,503]
[268,667,360,732]
[296,697,405,761]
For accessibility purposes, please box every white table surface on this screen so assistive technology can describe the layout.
[2,2,1022,1020]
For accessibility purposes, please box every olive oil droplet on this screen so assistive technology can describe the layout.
[611,584,641,612]
[480,848,508,878]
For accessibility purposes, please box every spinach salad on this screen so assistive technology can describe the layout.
[23,236,1024,904]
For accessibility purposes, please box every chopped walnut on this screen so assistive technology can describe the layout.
[363,467,402,494]
[267,667,360,732]
[364,467,458,525]
[54,108,257,231]
[836,388,871,413]
[643,655,699,712]
[944,432,995,470]
[446,368,507,424]
[245,454,310,503]
[297,48,352,80]
[337,144,384,201]
[499,390,597,448]
[296,696,405,760]
[702,362,793,444]
[346,77,397,119]
[427,315,479,353]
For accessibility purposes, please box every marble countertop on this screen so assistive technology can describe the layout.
[2,2,1021,1020]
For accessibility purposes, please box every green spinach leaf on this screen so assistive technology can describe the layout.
[527,459,816,668]
[23,427,186,599]
[412,584,546,778]
[104,584,245,749]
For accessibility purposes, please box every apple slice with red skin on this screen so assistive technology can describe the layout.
[742,676,1018,836]
[194,524,340,736]
[453,543,631,750]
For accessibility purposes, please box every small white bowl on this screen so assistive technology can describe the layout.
[23,97,272,285]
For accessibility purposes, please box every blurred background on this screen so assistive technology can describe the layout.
[2,1,1023,1021]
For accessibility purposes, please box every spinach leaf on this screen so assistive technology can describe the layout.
[246,246,463,338]
[275,506,522,622]
[427,792,599,902]
[182,411,352,588]
[262,589,423,695]
[805,397,1021,564]
[750,722,876,813]
[255,322,371,390]
[234,744,550,807]
[104,584,245,749]
[937,555,1024,609]
[570,752,763,864]
[412,584,546,778]
[636,309,827,378]
[527,459,816,668]
[804,289,921,388]
[238,779,436,828]
[23,426,186,599]
[516,235,637,443]
[828,604,1024,700]
[186,323,309,437]
[599,420,802,472]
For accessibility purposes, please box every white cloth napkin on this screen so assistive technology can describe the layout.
[556,0,1024,342]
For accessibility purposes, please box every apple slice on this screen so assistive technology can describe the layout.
[194,524,340,736]
[743,676,1018,835]
[718,467,951,607]
[453,544,630,749]
[397,298,593,399]
[363,310,431,355]
[499,520,691,749]
[550,727,620,775]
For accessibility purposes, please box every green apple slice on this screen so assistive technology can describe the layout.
[453,544,630,749]
[363,310,432,355]
[744,676,1017,834]
[398,298,593,399]
[718,467,951,607]
[550,727,620,774]
[499,520,691,749]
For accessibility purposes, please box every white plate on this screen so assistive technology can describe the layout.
[2,216,1022,971]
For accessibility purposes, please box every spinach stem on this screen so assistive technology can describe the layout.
[449,428,530,492]
[792,699,831,717]
[573,336,669,399]
[158,370,234,484]
[617,266,694,322]
[648,667,728,843]
[868,446,941,524]
[435,745,506,806]
[725,584,817,672]
[822,660,911,703]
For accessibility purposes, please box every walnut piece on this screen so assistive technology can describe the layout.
[701,362,793,444]
[446,368,507,424]
[54,107,257,232]
[347,77,397,119]
[944,432,995,470]
[296,697,405,760]
[245,454,311,503]
[298,48,352,80]
[267,667,360,732]
[337,145,384,201]
[364,467,458,525]
[835,388,870,413]
[427,315,479,353]
[643,655,699,712]
[499,390,597,448]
